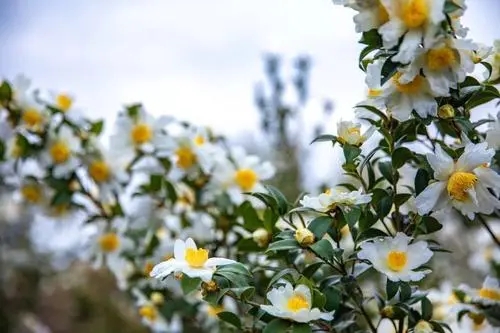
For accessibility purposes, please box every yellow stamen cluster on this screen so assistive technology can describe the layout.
[286,294,309,312]
[447,172,477,201]
[98,232,120,253]
[176,147,197,169]
[234,168,258,191]
[56,94,73,112]
[139,305,158,321]
[50,141,71,164]
[401,0,429,29]
[89,160,111,183]
[427,47,457,71]
[386,250,408,272]
[185,248,209,268]
[392,72,424,94]
[479,288,500,301]
[131,123,152,145]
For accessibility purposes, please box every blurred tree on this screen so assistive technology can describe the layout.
[254,54,334,200]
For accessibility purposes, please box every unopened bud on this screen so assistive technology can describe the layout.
[174,272,183,280]
[381,306,395,318]
[202,280,218,293]
[467,312,485,326]
[415,320,433,333]
[295,228,315,247]
[438,104,455,119]
[150,292,164,305]
[252,228,270,247]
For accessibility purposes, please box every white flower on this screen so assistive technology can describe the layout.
[468,222,500,274]
[110,107,173,155]
[48,91,85,125]
[450,314,498,333]
[461,276,500,306]
[486,111,500,150]
[401,37,476,96]
[260,281,333,323]
[209,147,275,205]
[300,187,372,213]
[150,238,236,282]
[180,211,216,243]
[358,232,433,282]
[484,40,500,82]
[133,289,182,332]
[356,59,386,114]
[427,282,460,322]
[379,0,446,64]
[415,143,500,219]
[333,0,390,33]
[337,120,374,146]
[42,125,81,178]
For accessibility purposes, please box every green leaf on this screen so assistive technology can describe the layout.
[415,169,430,196]
[0,80,13,102]
[386,279,399,300]
[444,0,462,13]
[421,297,433,320]
[89,120,104,136]
[394,193,412,207]
[324,287,341,311]
[292,323,313,333]
[308,216,332,239]
[309,239,334,263]
[237,238,262,252]
[416,216,443,235]
[267,239,300,253]
[264,318,291,333]
[149,174,163,192]
[359,29,382,47]
[371,188,393,218]
[265,184,289,215]
[357,228,387,242]
[358,210,377,232]
[343,144,362,164]
[380,57,400,86]
[356,104,388,122]
[181,276,201,294]
[378,161,393,182]
[267,268,296,290]
[302,262,324,278]
[125,103,142,119]
[239,201,263,231]
[341,206,361,229]
[311,134,337,144]
[217,311,242,329]
[392,147,414,169]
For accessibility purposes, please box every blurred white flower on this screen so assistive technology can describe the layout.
[486,111,500,150]
[42,125,82,178]
[300,187,371,213]
[337,120,374,146]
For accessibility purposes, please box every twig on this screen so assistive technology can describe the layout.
[478,215,500,248]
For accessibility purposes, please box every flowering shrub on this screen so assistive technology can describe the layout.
[2,1,500,332]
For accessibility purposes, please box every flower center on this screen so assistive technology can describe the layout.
[22,108,44,129]
[286,293,309,312]
[377,1,390,24]
[368,88,382,98]
[401,0,429,29]
[234,168,258,191]
[185,248,209,268]
[139,305,157,321]
[479,288,500,301]
[386,250,408,272]
[392,72,424,94]
[176,147,197,169]
[21,184,42,203]
[50,141,71,164]
[98,232,120,253]
[131,123,152,145]
[56,94,72,111]
[194,135,205,146]
[426,47,457,71]
[89,160,111,183]
[447,172,477,202]
[207,305,224,317]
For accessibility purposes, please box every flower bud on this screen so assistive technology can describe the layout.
[381,306,395,318]
[295,228,315,247]
[438,104,455,119]
[467,312,485,326]
[252,228,270,247]
[415,320,433,333]
[150,292,165,305]
[202,280,218,293]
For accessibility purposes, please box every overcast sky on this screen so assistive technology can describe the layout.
[1,0,499,185]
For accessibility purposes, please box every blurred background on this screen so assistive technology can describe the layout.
[1,1,500,332]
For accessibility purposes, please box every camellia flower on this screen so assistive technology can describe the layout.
[132,289,181,332]
[42,125,82,178]
[260,281,333,323]
[337,120,374,146]
[358,232,433,282]
[48,91,85,125]
[378,0,446,64]
[485,111,500,150]
[484,40,500,82]
[333,0,390,33]
[110,108,173,155]
[415,143,500,219]
[400,37,476,96]
[150,238,236,282]
[461,276,500,306]
[300,187,372,213]
[358,59,386,111]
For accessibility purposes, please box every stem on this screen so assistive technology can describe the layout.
[478,215,500,248]
[397,319,404,333]
[358,301,377,333]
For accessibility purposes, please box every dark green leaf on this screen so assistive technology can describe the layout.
[264,318,291,333]
[239,201,263,231]
[217,311,242,329]
[341,206,361,229]
[357,228,387,242]
[181,276,201,294]
[378,161,393,182]
[265,184,289,215]
[421,297,433,320]
[237,238,262,252]
[0,80,12,102]
[324,287,341,311]
[292,323,313,333]
[311,134,337,144]
[444,0,462,13]
[308,216,332,239]
[343,144,362,164]
[386,279,399,300]
[415,169,430,195]
[90,120,104,136]
[309,239,334,263]
[302,262,324,278]
[267,239,300,253]
[392,147,414,169]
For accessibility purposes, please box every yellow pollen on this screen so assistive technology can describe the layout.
[447,172,477,201]
[89,160,111,183]
[194,135,205,146]
[347,127,361,136]
[368,88,382,98]
[185,248,209,268]
[324,188,332,195]
[21,184,42,203]
[340,225,350,238]
[131,123,152,145]
[207,305,224,317]
[176,147,197,169]
[139,305,158,321]
[479,288,500,301]
[447,293,459,305]
[392,72,424,94]
[386,251,408,272]
[401,0,429,29]
[56,94,72,111]
[427,47,457,71]
[98,233,120,253]
[50,204,70,217]
[286,294,309,312]
[143,261,154,276]
[234,168,258,191]
[377,1,389,24]
[22,108,44,129]
[50,141,71,164]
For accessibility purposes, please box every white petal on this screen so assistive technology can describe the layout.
[411,93,437,118]
[182,266,214,282]
[204,257,236,267]
[174,239,186,260]
[185,238,197,249]
[415,181,447,215]
[406,241,433,269]
[427,145,454,181]
[379,19,406,49]
[393,29,423,64]
[294,285,312,306]
[456,143,494,172]
[150,259,179,278]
